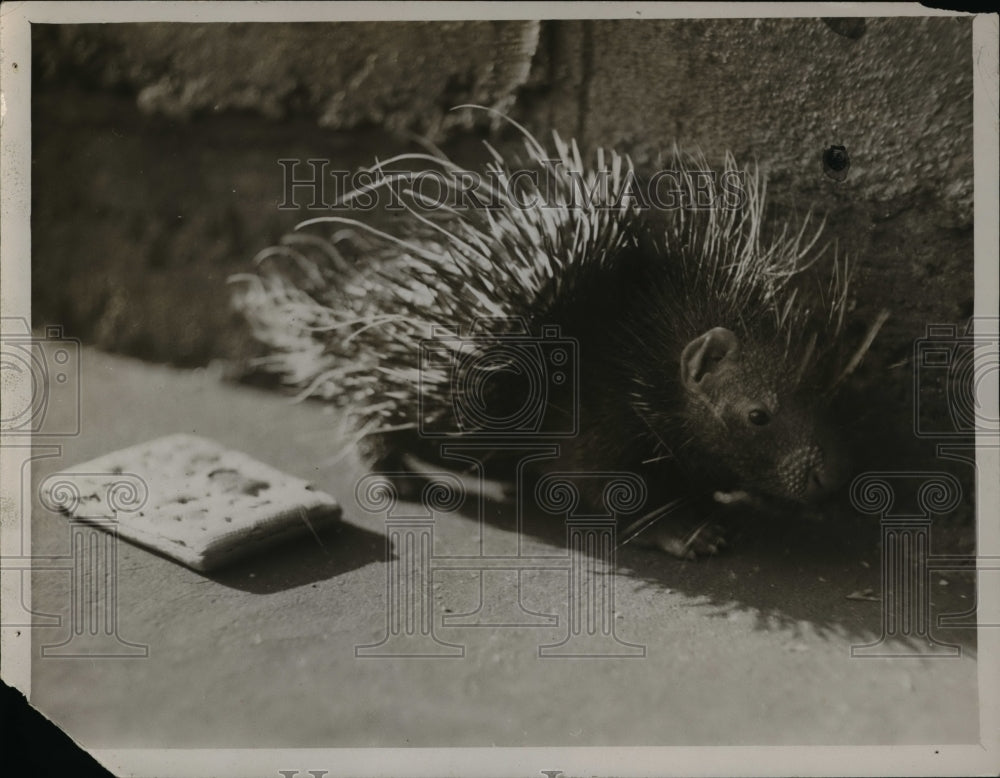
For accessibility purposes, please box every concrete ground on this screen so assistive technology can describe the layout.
[28,347,978,749]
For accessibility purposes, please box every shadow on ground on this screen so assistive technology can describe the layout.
[337,477,979,653]
[207,520,389,594]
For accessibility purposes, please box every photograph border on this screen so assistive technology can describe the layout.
[2,3,997,776]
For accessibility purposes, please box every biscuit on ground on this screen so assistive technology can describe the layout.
[40,434,341,572]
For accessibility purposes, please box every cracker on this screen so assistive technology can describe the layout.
[40,433,341,572]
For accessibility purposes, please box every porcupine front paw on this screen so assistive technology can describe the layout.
[621,494,728,560]
[646,521,728,560]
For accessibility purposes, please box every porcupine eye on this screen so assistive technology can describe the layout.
[748,409,770,426]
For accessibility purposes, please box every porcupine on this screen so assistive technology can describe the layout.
[233,111,886,558]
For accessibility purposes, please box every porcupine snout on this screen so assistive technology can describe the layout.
[778,424,848,503]
[780,444,833,502]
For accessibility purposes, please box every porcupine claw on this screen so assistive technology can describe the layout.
[619,498,728,560]
[646,490,754,559]
[650,520,728,560]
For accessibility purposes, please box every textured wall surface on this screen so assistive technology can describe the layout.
[34,22,541,133]
[34,18,973,221]
[534,18,973,224]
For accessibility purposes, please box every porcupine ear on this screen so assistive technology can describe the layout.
[680,327,740,393]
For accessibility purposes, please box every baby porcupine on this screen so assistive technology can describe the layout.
[233,112,885,558]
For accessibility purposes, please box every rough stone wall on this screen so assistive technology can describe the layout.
[36,19,972,217]
[539,18,972,218]
[33,22,541,132]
